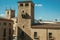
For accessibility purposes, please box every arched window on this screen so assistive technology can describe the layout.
[0,23,1,26]
[9,28,11,35]
[3,28,6,37]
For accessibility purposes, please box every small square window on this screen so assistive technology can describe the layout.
[25,4,29,6]
[34,32,37,38]
[20,4,23,6]
[9,23,11,25]
[49,33,52,36]
[49,32,52,38]
[22,10,24,13]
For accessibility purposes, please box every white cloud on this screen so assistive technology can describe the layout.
[0,14,5,17]
[35,4,43,7]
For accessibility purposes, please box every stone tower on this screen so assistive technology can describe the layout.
[17,0,34,40]
[6,9,15,19]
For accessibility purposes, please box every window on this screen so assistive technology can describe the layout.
[22,10,24,13]
[9,36,11,40]
[3,38,6,40]
[0,23,1,26]
[22,14,25,18]
[7,11,9,14]
[34,32,37,38]
[20,4,23,6]
[9,28,12,40]
[20,31,24,38]
[26,13,28,16]
[25,3,29,6]
[23,26,24,28]
[9,23,11,26]
[3,29,6,37]
[3,23,7,26]
[49,32,52,38]
[9,28,11,35]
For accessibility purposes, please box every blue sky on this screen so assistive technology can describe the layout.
[0,0,60,21]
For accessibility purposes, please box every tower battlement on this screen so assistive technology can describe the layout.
[5,9,15,19]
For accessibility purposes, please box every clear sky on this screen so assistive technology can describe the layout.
[0,0,60,21]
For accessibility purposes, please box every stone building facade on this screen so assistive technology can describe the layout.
[2,0,60,40]
[0,18,13,40]
[17,1,34,40]
[5,9,18,40]
[5,9,15,19]
[31,23,60,40]
[17,1,60,40]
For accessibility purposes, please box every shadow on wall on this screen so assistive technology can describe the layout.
[17,27,33,40]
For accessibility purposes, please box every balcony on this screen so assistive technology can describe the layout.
[49,37,54,40]
[22,13,31,19]
[22,14,26,18]
[34,36,40,40]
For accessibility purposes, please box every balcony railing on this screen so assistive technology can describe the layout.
[22,13,31,19]
[49,37,54,40]
[34,36,40,40]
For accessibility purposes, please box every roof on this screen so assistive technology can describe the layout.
[18,1,32,3]
[32,22,60,29]
[0,18,13,22]
[18,1,34,4]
